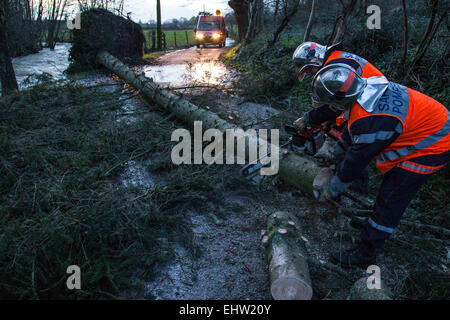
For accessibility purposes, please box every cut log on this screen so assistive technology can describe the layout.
[265,211,313,300]
[96,50,321,195]
[348,277,392,300]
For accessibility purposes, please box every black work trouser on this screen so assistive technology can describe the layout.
[361,150,450,250]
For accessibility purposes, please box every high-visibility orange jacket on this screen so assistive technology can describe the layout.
[348,82,450,173]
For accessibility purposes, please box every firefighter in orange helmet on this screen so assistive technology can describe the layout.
[311,64,450,268]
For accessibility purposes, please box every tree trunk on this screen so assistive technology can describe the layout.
[274,0,280,18]
[400,0,408,66]
[96,50,322,195]
[265,211,313,300]
[0,0,19,96]
[403,8,447,81]
[97,50,235,132]
[303,0,317,42]
[332,0,357,43]
[415,0,438,55]
[228,0,250,42]
[245,0,262,44]
[156,0,162,50]
[268,0,300,47]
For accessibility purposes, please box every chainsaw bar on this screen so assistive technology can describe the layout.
[240,125,324,178]
[239,141,291,178]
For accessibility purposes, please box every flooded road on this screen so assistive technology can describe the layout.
[9,39,234,88]
[142,38,235,86]
[12,43,71,88]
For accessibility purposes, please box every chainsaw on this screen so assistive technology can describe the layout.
[240,124,325,178]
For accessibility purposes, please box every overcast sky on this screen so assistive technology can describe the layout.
[123,0,231,23]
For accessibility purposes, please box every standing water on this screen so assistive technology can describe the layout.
[11,43,71,89]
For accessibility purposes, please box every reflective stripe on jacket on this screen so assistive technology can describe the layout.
[324,50,384,78]
[348,82,450,173]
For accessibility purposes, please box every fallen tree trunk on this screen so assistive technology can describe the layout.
[97,50,235,133]
[96,50,321,195]
[264,211,313,300]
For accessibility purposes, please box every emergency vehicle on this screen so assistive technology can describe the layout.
[194,9,227,48]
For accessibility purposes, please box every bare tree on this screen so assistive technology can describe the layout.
[0,0,19,96]
[331,0,357,44]
[228,0,250,42]
[274,0,280,17]
[400,0,408,66]
[404,0,447,80]
[245,0,264,44]
[77,0,125,14]
[46,0,68,50]
[303,0,317,42]
[268,0,300,47]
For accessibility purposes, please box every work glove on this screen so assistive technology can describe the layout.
[313,168,351,202]
[293,112,310,131]
[293,117,306,131]
[312,167,335,202]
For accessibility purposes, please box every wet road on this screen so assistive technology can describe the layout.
[142,38,235,86]
[8,39,235,90]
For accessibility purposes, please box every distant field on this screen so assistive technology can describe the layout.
[143,29,195,49]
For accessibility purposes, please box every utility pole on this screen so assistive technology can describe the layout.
[156,0,162,50]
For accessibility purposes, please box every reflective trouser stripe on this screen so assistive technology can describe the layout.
[378,109,450,163]
[368,218,395,234]
[397,161,446,174]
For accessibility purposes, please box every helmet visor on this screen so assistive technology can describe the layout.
[311,64,366,110]
[296,63,321,82]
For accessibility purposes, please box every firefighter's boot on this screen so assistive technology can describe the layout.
[330,241,376,269]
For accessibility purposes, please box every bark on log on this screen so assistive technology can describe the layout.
[96,50,321,195]
[278,152,320,195]
[348,277,392,300]
[265,211,313,300]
